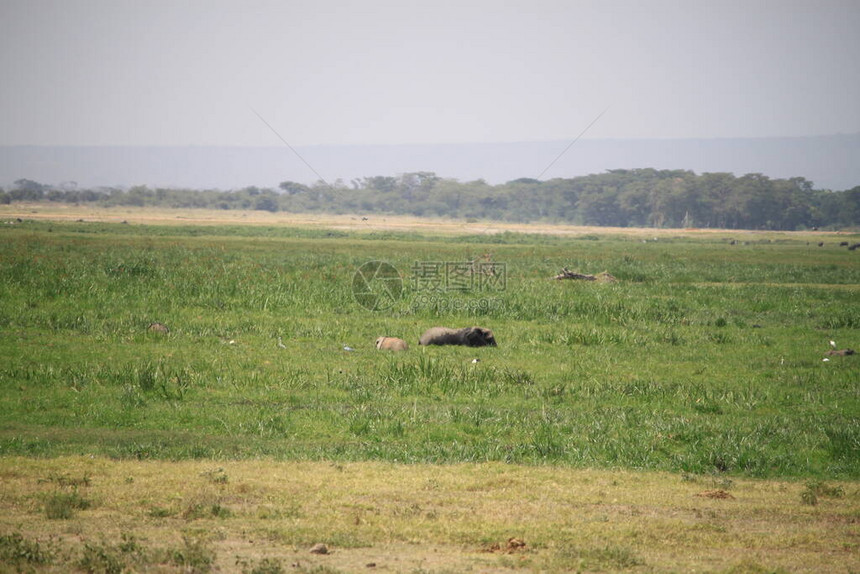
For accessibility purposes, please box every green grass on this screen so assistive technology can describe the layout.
[1,219,859,478]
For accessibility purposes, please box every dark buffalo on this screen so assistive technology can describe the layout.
[419,326,497,347]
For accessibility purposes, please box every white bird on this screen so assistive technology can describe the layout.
[277,337,286,349]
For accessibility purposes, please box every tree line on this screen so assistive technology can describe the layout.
[3,168,858,230]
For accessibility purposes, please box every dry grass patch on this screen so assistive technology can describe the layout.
[2,203,850,241]
[0,457,857,572]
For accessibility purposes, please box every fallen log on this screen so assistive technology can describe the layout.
[553,268,617,282]
[554,268,596,281]
[825,348,855,357]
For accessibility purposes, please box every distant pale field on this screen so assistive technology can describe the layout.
[0,203,851,238]
[1,456,857,573]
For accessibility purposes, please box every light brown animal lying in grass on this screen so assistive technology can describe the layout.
[376,336,409,351]
[418,327,497,347]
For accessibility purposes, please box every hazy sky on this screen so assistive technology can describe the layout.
[1,0,858,147]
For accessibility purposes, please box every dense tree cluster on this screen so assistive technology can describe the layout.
[2,169,858,230]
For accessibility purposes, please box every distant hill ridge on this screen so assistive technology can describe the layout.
[2,133,858,191]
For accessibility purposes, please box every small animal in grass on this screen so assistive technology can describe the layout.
[375,336,409,351]
[418,327,497,347]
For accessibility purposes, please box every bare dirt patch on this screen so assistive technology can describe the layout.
[482,537,528,554]
[696,489,736,500]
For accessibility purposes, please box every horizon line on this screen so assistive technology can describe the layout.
[1,132,859,149]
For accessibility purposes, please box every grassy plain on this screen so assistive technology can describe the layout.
[0,205,858,572]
